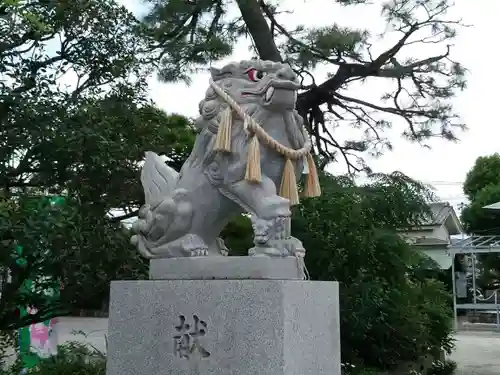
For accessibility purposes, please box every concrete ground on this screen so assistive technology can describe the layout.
[449,331,500,375]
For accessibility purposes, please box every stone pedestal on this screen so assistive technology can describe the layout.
[106,258,341,375]
[149,256,306,280]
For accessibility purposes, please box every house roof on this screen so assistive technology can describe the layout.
[409,202,463,235]
[422,202,454,225]
[483,201,500,210]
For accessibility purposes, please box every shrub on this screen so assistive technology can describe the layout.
[427,360,457,375]
[1,342,105,375]
[293,173,454,370]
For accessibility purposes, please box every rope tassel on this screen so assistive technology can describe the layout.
[279,158,300,206]
[207,78,322,204]
[245,134,262,183]
[303,152,321,198]
[214,106,232,152]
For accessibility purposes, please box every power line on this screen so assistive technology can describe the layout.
[424,181,464,186]
[438,197,466,202]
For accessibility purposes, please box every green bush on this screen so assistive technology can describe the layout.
[292,172,454,370]
[1,342,105,375]
[427,360,457,375]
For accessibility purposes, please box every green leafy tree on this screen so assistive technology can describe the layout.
[292,172,452,369]
[143,0,466,171]
[461,184,500,235]
[462,154,500,290]
[220,171,453,369]
[0,0,196,329]
[0,197,69,330]
[462,153,500,234]
[463,153,500,201]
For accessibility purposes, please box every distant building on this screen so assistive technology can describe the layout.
[400,202,464,269]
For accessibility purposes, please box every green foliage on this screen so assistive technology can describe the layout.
[461,184,500,234]
[142,0,242,82]
[143,0,467,170]
[292,172,453,369]
[0,342,106,375]
[461,154,500,290]
[219,171,453,370]
[426,360,457,375]
[463,153,500,201]
[461,153,500,233]
[0,0,196,330]
[220,215,252,256]
[51,201,149,311]
[0,197,71,329]
[343,366,379,375]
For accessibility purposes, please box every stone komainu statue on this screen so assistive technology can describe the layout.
[130,60,321,259]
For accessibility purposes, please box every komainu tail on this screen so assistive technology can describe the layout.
[141,151,179,205]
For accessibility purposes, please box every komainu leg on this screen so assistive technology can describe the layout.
[130,189,210,258]
[221,176,303,257]
[249,215,305,258]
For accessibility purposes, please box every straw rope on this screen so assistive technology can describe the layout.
[209,79,312,160]
[208,78,321,204]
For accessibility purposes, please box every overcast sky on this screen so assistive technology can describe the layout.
[120,0,494,211]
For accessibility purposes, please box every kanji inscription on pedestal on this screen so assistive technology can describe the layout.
[173,314,211,360]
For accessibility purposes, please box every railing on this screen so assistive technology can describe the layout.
[456,290,500,330]
[449,236,500,331]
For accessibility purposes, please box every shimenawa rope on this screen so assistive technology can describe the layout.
[209,78,321,205]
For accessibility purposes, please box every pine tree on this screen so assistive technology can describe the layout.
[142,0,467,172]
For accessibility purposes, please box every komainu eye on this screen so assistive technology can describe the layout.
[247,69,267,82]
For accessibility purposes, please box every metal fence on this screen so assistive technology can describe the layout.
[450,235,500,330]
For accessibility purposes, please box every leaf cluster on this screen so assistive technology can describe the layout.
[0,0,196,329]
[462,153,500,234]
[294,172,452,369]
[221,171,452,369]
[0,341,106,375]
[461,153,500,290]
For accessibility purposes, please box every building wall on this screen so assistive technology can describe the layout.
[402,224,455,269]
[403,225,450,244]
[55,317,108,353]
[420,248,453,269]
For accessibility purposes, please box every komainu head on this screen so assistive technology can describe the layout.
[208,60,300,111]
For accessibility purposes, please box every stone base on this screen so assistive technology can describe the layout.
[106,279,341,375]
[149,256,306,280]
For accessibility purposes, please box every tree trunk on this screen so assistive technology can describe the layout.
[234,0,281,62]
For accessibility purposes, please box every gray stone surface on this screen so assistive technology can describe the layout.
[149,256,306,280]
[130,60,316,259]
[106,280,340,375]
